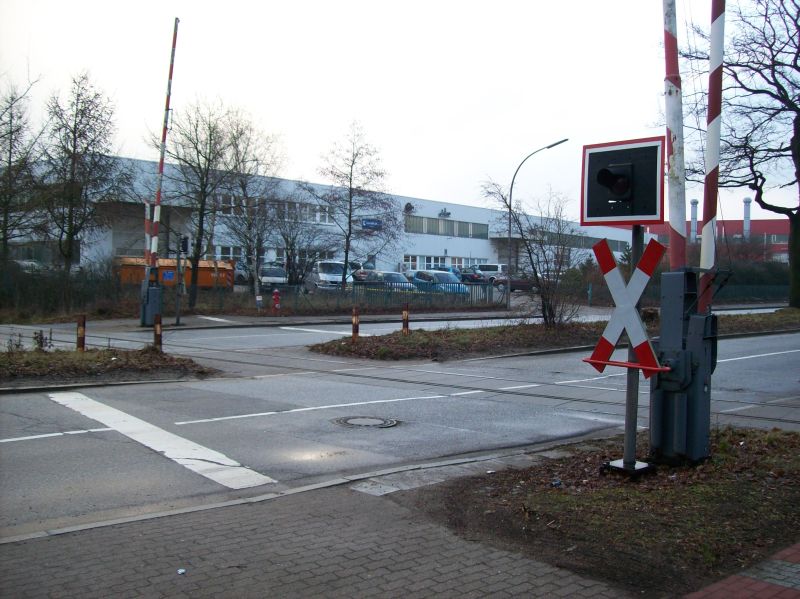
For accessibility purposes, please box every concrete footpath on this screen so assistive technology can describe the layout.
[1,304,798,597]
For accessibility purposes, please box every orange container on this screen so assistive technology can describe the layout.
[114,257,234,288]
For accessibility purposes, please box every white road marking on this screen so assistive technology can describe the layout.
[499,384,542,390]
[196,316,233,323]
[0,427,112,443]
[280,326,371,337]
[717,349,800,363]
[450,390,485,396]
[719,404,757,414]
[176,394,449,425]
[48,392,275,489]
[556,373,625,384]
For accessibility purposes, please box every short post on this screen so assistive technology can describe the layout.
[153,313,163,351]
[402,303,410,336]
[77,314,86,352]
[352,306,359,341]
[623,225,644,470]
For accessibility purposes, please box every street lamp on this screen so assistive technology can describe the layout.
[506,138,569,309]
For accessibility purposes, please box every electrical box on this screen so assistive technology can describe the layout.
[650,271,717,463]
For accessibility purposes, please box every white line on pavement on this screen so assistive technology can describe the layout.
[280,326,371,337]
[499,384,542,390]
[0,427,112,444]
[48,392,276,489]
[717,349,800,363]
[175,394,449,425]
[196,316,233,323]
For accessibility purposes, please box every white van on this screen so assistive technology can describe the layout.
[305,260,352,293]
[476,263,507,283]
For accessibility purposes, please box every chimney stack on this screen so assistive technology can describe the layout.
[690,199,699,243]
[743,196,752,241]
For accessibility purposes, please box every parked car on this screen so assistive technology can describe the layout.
[410,270,470,296]
[11,259,48,273]
[475,263,507,284]
[259,266,288,289]
[359,270,416,291]
[350,261,376,282]
[492,273,537,292]
[460,265,488,284]
[432,265,462,279]
[305,260,353,293]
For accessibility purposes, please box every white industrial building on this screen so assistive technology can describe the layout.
[12,157,635,273]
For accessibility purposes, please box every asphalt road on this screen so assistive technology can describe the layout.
[1,330,797,539]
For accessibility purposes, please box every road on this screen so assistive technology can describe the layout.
[1,325,797,539]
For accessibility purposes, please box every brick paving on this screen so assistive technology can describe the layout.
[2,476,798,598]
[0,486,630,598]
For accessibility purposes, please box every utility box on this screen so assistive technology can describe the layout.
[650,271,717,463]
[140,269,163,327]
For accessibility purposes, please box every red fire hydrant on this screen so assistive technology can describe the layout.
[272,289,281,315]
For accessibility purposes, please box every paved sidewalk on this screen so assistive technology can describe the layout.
[1,452,798,598]
[1,483,628,598]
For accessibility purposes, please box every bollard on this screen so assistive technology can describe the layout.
[153,313,163,351]
[352,306,359,341]
[402,303,410,336]
[77,314,86,352]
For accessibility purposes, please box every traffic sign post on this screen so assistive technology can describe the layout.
[580,137,666,474]
[583,233,667,473]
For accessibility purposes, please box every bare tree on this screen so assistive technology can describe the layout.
[39,73,130,279]
[301,122,401,287]
[161,100,231,308]
[269,191,338,286]
[219,110,283,293]
[483,181,587,326]
[0,79,43,263]
[682,0,799,307]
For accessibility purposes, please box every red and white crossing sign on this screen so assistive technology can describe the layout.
[583,238,668,379]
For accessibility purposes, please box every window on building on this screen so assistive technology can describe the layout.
[424,255,446,269]
[403,255,418,270]
[216,246,243,261]
[451,257,464,269]
[471,223,489,239]
[456,221,471,238]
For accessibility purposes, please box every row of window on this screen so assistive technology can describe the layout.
[217,195,334,224]
[402,255,487,271]
[404,215,489,239]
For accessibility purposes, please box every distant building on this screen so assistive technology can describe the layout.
[9,157,636,272]
[644,198,790,263]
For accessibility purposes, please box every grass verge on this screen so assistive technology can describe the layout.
[310,308,800,360]
[397,426,800,596]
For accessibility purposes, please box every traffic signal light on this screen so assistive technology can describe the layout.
[596,163,633,201]
[180,236,189,253]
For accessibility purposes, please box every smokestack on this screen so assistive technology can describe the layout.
[743,196,752,240]
[690,199,699,243]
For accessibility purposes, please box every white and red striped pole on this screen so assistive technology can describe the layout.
[699,0,725,312]
[147,17,180,270]
[664,0,687,269]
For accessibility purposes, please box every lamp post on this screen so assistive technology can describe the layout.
[506,138,569,309]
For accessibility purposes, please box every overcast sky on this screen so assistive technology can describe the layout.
[1,0,787,222]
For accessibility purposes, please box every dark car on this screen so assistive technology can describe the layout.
[493,273,536,292]
[359,270,416,291]
[460,265,488,284]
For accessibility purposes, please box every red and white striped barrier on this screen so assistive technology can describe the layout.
[699,0,725,311]
[584,239,667,379]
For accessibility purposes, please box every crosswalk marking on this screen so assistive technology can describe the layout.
[48,392,276,489]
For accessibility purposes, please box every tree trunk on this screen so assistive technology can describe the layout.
[789,212,799,308]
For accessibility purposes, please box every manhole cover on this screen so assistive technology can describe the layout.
[333,416,398,428]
